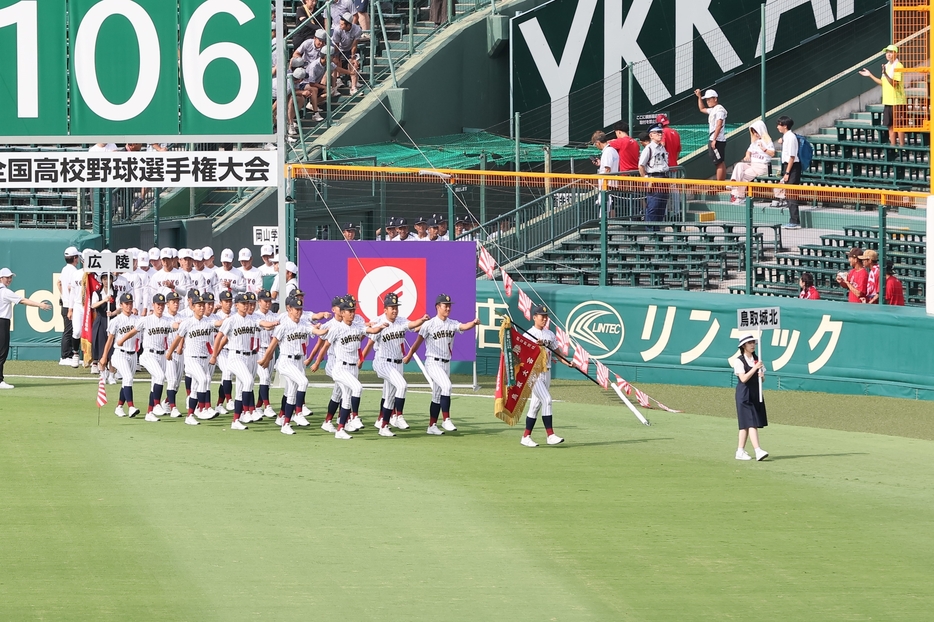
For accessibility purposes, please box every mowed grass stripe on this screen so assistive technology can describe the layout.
[1,364,932,620]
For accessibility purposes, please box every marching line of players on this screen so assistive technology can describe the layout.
[98,285,491,441]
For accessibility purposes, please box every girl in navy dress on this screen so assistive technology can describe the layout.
[733,334,769,461]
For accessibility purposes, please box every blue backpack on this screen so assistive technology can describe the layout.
[795,133,813,171]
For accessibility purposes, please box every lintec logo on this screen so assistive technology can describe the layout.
[565,301,624,360]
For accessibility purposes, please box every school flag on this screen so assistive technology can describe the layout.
[494,315,547,426]
[80,273,100,364]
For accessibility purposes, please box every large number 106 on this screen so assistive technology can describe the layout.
[0,0,260,121]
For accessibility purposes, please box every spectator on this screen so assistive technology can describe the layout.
[0,267,53,390]
[430,0,446,26]
[638,125,669,227]
[798,272,820,299]
[308,50,354,104]
[353,0,370,34]
[860,45,906,147]
[694,88,727,180]
[292,0,317,50]
[329,0,354,27]
[729,120,774,204]
[837,247,868,303]
[333,12,363,95]
[608,121,639,173]
[655,114,681,168]
[861,249,881,303]
[591,130,619,175]
[293,28,328,67]
[884,261,905,306]
[488,217,511,241]
[776,116,801,229]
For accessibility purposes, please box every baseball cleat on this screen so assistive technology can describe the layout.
[170,407,182,418]
[231,419,248,430]
[144,412,159,422]
[292,414,310,427]
[320,421,337,433]
[281,423,295,435]
[275,415,284,426]
[394,415,409,430]
[546,434,564,445]
[426,424,444,435]
[389,415,398,427]
[334,429,352,440]
[115,405,126,417]
[151,403,166,416]
[126,407,140,418]
[378,426,395,437]
[215,404,227,415]
[263,406,276,419]
[185,415,199,425]
[441,418,457,432]
[520,435,538,447]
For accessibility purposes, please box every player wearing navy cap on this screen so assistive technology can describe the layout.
[311,295,347,430]
[161,291,184,417]
[360,292,429,435]
[259,296,315,435]
[100,293,143,419]
[252,290,278,417]
[117,293,172,419]
[404,294,479,434]
[310,298,387,439]
[521,304,569,447]
[212,290,235,412]
[169,293,217,425]
[212,292,261,429]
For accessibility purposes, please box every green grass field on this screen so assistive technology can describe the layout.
[2,361,933,621]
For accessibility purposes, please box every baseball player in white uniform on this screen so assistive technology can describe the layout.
[211,290,235,412]
[169,292,218,426]
[521,304,569,447]
[161,291,183,417]
[100,293,143,420]
[310,298,387,439]
[212,292,260,430]
[117,293,172,419]
[259,296,314,435]
[133,252,154,315]
[252,290,278,418]
[258,244,277,276]
[237,248,263,293]
[214,249,243,298]
[312,295,351,428]
[360,292,429,435]
[404,293,479,435]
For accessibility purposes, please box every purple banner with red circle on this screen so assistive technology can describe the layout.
[298,241,478,361]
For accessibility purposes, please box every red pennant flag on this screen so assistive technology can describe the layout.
[517,288,532,320]
[634,387,650,408]
[96,374,108,407]
[555,327,570,356]
[615,374,632,395]
[502,270,513,297]
[571,345,590,373]
[478,246,496,279]
[595,360,609,389]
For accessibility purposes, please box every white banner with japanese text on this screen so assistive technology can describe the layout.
[0,151,278,188]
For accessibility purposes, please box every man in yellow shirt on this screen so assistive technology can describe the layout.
[860,45,907,146]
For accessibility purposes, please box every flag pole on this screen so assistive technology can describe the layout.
[501,313,651,426]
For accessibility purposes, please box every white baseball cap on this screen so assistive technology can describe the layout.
[340,11,353,22]
[170,248,179,258]
[261,244,274,256]
[137,252,150,266]
[192,249,204,261]
[178,248,193,259]
[221,248,235,262]
[285,261,298,274]
[202,246,214,258]
[149,247,160,260]
[703,89,718,99]
[0,267,15,278]
[160,247,173,259]
[238,248,252,261]
[117,248,125,254]
[64,246,79,257]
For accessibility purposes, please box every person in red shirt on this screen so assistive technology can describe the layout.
[860,249,881,303]
[884,261,905,306]
[836,247,868,303]
[656,114,681,168]
[798,272,820,299]
[607,122,640,173]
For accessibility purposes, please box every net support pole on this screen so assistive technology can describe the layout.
[276,0,287,310]
[627,64,634,135]
[600,180,608,287]
[514,112,521,214]
[927,195,934,315]
[153,188,160,247]
[479,153,487,236]
[745,196,753,295]
[760,3,766,123]
[878,204,886,306]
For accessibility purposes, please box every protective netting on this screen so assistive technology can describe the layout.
[892,0,931,132]
[325,128,740,169]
